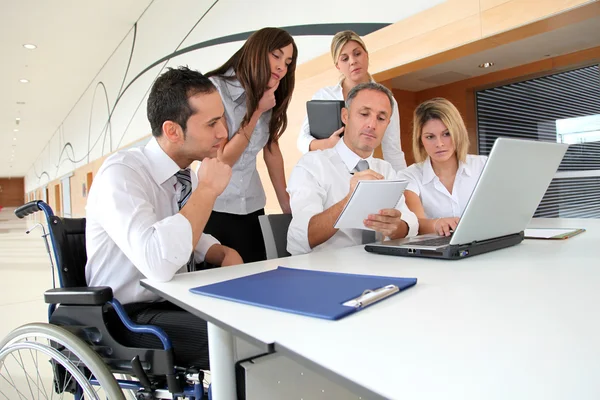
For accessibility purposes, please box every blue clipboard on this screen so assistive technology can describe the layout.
[190,267,417,320]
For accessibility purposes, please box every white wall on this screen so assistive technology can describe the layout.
[25,0,444,192]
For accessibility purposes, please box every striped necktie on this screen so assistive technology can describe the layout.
[175,168,195,271]
[175,168,192,210]
[353,160,377,244]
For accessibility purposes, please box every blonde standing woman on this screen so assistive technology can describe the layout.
[296,30,406,170]
[398,97,488,236]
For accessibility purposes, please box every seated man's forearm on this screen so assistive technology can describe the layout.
[179,187,219,247]
[390,220,409,239]
[307,196,348,249]
[204,244,243,266]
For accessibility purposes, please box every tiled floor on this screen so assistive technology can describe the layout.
[0,206,51,340]
[0,207,77,398]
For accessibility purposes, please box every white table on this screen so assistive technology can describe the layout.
[141,218,599,400]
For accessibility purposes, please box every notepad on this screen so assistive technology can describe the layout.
[190,267,417,320]
[334,180,409,231]
[524,228,585,240]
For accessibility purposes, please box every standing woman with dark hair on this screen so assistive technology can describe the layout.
[204,27,298,263]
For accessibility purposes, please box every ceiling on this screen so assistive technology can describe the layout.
[390,15,600,91]
[0,0,153,178]
[1,2,599,178]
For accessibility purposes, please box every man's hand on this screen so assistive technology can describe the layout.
[197,150,232,197]
[257,80,279,114]
[348,169,384,196]
[434,217,460,236]
[364,208,408,239]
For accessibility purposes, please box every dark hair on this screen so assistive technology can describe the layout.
[147,66,216,138]
[206,27,298,148]
[345,82,394,110]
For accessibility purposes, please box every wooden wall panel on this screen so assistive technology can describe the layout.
[481,0,596,38]
[0,178,25,207]
[480,0,511,11]
[70,156,107,218]
[391,89,418,166]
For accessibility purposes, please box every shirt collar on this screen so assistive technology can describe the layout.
[223,68,245,102]
[422,157,436,185]
[143,138,182,185]
[458,158,473,177]
[334,138,374,172]
[422,156,472,185]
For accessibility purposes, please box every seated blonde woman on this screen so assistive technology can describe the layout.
[398,98,487,236]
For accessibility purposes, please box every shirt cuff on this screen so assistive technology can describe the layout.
[297,131,314,154]
[194,233,221,262]
[287,212,314,255]
[402,210,419,237]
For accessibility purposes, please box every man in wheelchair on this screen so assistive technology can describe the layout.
[85,66,242,373]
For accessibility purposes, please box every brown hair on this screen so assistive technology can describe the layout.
[412,98,470,163]
[206,27,298,147]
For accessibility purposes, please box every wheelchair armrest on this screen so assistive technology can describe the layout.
[44,286,113,305]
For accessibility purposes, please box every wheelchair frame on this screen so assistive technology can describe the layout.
[0,201,210,400]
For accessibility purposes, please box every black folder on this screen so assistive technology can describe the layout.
[306,100,345,139]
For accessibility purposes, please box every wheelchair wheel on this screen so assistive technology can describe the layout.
[0,323,125,399]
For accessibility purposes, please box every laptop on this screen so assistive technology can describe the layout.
[365,138,568,260]
[306,100,345,139]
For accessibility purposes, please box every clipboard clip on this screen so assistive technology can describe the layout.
[343,284,399,308]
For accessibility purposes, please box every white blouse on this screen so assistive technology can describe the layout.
[398,155,488,219]
[209,70,271,215]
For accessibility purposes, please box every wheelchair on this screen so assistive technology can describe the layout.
[0,201,210,399]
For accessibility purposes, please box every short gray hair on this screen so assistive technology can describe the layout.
[345,82,394,111]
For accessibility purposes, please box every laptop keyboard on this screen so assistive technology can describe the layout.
[411,236,452,247]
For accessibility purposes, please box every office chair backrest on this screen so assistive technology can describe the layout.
[258,214,292,259]
[48,216,88,288]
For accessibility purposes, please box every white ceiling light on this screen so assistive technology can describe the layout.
[13,129,19,132]
[23,43,37,50]
[19,79,30,83]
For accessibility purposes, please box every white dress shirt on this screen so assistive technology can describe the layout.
[209,70,271,215]
[85,138,220,304]
[297,82,407,171]
[398,155,488,219]
[287,139,418,255]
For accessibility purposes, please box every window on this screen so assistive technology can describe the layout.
[476,65,600,218]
